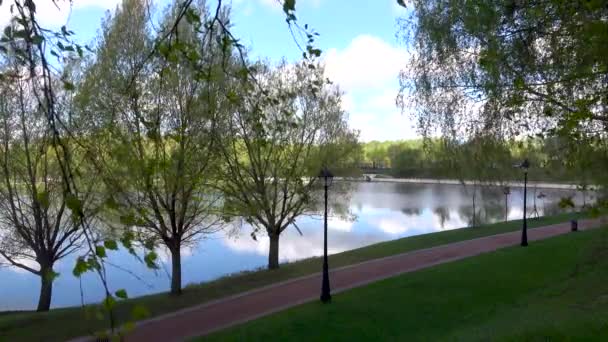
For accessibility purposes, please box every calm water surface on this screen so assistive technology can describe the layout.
[0,182,590,311]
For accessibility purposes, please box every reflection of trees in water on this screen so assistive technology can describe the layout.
[458,205,475,227]
[328,182,357,222]
[482,202,505,224]
[433,207,450,229]
[479,187,503,203]
[392,183,428,196]
[401,208,421,216]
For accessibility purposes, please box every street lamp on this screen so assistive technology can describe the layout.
[515,159,530,247]
[503,186,511,222]
[318,167,334,303]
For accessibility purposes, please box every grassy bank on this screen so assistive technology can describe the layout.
[0,212,583,341]
[200,226,608,341]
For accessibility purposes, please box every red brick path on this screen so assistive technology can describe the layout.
[72,218,604,342]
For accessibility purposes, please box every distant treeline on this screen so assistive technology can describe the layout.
[360,137,607,185]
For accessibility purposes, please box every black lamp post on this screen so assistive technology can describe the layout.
[515,159,530,247]
[318,167,334,303]
[503,186,511,222]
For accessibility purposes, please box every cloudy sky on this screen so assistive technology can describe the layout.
[0,0,418,142]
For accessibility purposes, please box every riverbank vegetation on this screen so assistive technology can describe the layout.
[0,213,584,342]
[0,0,358,328]
[361,137,607,187]
[0,0,607,339]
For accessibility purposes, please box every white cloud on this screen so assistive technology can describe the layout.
[233,0,321,13]
[321,34,417,141]
[350,108,417,142]
[324,34,408,93]
[347,88,418,141]
[328,217,353,232]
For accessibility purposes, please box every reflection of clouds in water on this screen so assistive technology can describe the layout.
[222,224,388,262]
[328,217,354,232]
[222,205,471,260]
[377,218,408,235]
[1,182,595,311]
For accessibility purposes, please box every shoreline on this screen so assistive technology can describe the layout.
[350,176,588,190]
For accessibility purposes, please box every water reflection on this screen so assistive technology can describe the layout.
[0,182,590,311]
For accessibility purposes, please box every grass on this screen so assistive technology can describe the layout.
[0,212,584,342]
[199,225,608,341]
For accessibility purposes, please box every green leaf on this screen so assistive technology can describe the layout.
[102,295,116,311]
[115,289,128,299]
[513,76,525,89]
[104,240,118,251]
[558,197,575,209]
[44,269,60,282]
[73,257,88,277]
[65,193,81,213]
[63,81,75,91]
[119,213,136,226]
[158,43,171,58]
[95,245,107,258]
[310,48,322,57]
[104,196,119,210]
[120,231,134,250]
[144,251,158,269]
[31,35,44,45]
[283,0,295,13]
[36,191,49,209]
[122,321,136,333]
[131,305,150,320]
[143,238,155,250]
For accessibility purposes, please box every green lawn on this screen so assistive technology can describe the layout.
[200,226,608,341]
[0,213,583,342]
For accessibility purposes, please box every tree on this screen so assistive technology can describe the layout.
[76,0,227,295]
[398,0,608,196]
[218,61,358,269]
[399,0,608,139]
[449,134,513,227]
[0,62,89,311]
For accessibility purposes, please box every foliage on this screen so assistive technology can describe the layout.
[0,0,334,339]
[398,0,608,190]
[217,59,359,269]
[360,136,607,184]
[75,0,232,296]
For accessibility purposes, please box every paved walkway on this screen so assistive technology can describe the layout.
[80,218,604,342]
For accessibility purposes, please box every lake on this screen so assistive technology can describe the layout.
[0,181,591,311]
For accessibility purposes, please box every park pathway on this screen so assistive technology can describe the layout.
[78,218,605,342]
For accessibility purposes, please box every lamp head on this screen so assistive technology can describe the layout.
[317,167,334,187]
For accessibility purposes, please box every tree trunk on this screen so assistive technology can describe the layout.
[170,246,182,295]
[37,266,53,312]
[268,232,280,270]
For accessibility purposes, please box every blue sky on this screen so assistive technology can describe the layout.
[0,0,417,141]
